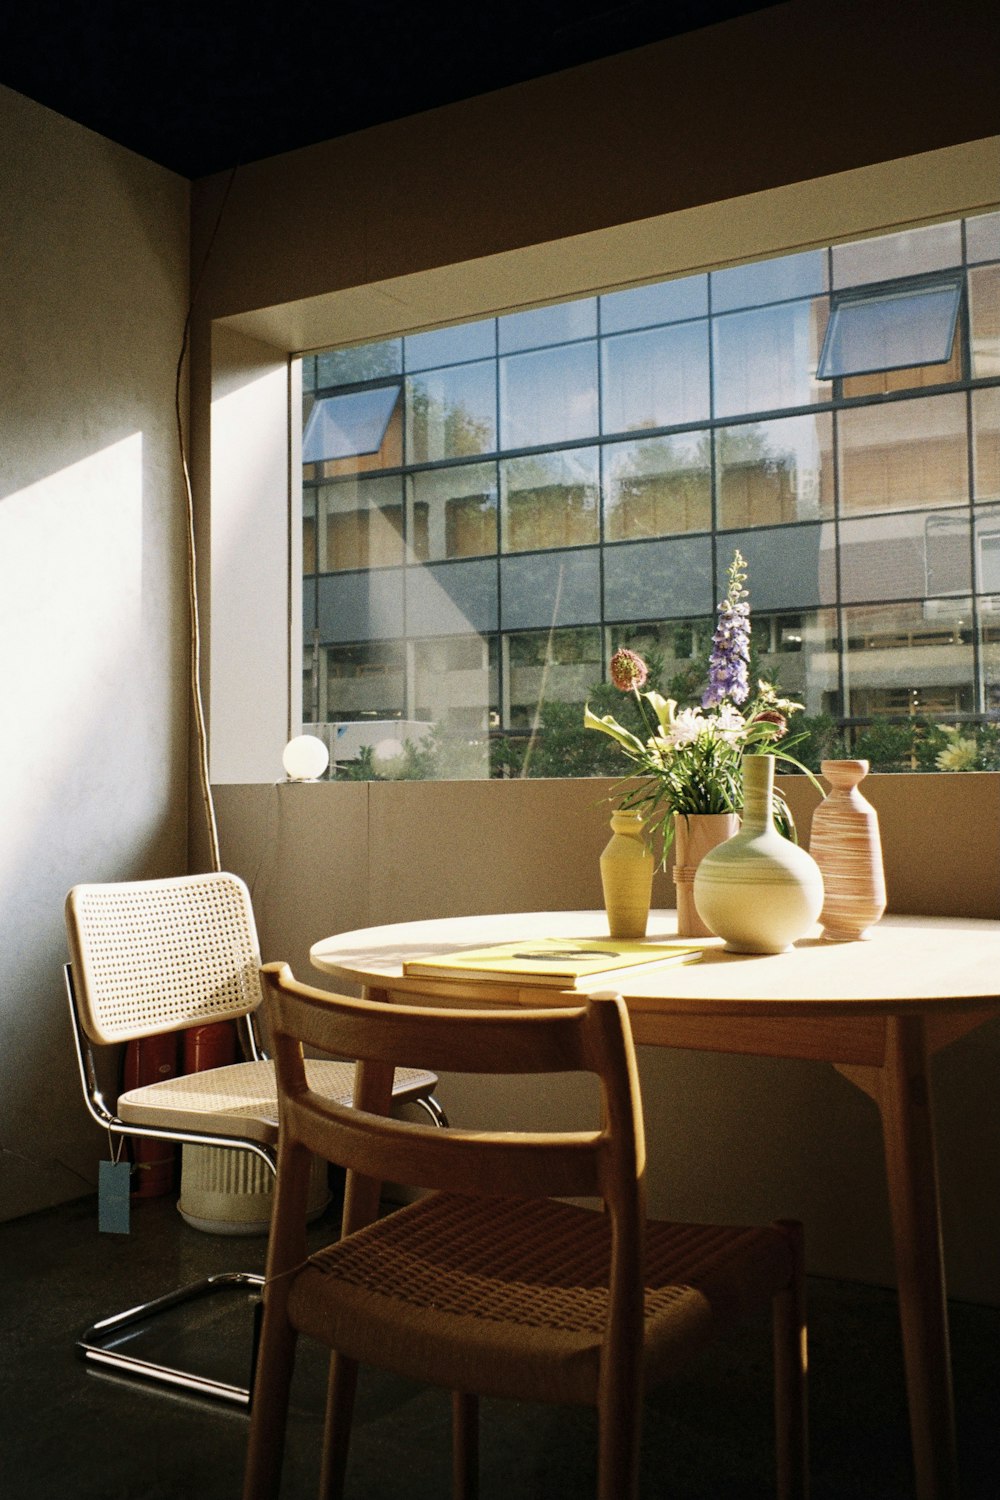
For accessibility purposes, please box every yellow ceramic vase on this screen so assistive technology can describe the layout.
[600,810,654,939]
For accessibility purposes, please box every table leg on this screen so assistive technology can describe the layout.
[838,1015,958,1500]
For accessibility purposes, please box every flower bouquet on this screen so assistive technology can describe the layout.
[585,550,815,863]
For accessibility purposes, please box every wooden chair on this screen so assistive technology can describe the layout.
[243,962,808,1499]
[64,872,443,1406]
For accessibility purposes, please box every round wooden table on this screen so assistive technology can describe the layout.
[312,910,1000,1500]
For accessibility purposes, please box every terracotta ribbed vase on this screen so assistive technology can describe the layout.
[809,759,886,941]
[693,754,824,953]
[673,812,740,938]
[600,810,654,939]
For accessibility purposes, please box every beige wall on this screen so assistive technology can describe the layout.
[0,87,191,1219]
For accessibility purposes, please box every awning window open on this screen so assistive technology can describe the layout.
[817,279,961,380]
[302,385,400,462]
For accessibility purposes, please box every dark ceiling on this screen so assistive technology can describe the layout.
[1,1,776,179]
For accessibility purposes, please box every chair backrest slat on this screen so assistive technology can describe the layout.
[262,962,644,1211]
[65,873,262,1044]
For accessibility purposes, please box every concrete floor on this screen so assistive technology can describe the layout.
[2,1188,999,1499]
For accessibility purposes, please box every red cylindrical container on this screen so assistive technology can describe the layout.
[122,1033,179,1198]
[183,1020,237,1073]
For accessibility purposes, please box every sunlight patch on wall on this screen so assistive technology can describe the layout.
[0,432,143,906]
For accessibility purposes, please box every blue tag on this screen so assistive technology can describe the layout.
[98,1159,131,1234]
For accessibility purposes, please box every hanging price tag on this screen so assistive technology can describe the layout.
[98,1159,131,1234]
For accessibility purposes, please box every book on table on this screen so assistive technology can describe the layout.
[401,936,703,988]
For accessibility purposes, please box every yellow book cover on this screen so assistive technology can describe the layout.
[402,937,702,987]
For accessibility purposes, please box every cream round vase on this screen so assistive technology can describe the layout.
[693,755,824,953]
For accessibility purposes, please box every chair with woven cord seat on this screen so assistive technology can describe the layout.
[64,871,444,1407]
[243,962,808,1500]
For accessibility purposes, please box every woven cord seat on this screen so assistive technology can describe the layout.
[289,1192,798,1407]
[243,964,808,1500]
[63,872,445,1407]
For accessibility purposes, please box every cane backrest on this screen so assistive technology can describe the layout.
[66,872,261,1045]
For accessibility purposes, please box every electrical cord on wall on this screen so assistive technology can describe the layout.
[174,166,239,874]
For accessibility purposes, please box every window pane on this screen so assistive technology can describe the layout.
[982,598,1000,714]
[407,463,497,562]
[716,413,834,528]
[319,476,405,571]
[412,634,496,748]
[601,321,709,434]
[406,362,496,463]
[303,489,317,574]
[712,298,828,417]
[711,249,827,312]
[405,559,498,636]
[404,320,495,371]
[599,275,708,332]
[838,510,971,602]
[841,599,975,719]
[500,550,601,631]
[504,626,602,727]
[973,388,1000,500]
[602,535,714,621]
[818,281,960,380]
[976,506,1000,591]
[966,211,1000,264]
[604,433,711,540]
[303,386,401,462]
[749,610,840,718]
[832,222,962,288]
[611,617,713,696]
[323,640,406,722]
[719,523,836,610]
[969,263,1000,379]
[499,343,598,449]
[500,448,599,552]
[838,393,968,514]
[317,340,402,387]
[498,300,596,353]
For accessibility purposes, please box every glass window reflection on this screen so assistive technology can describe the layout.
[716,413,833,528]
[407,463,497,562]
[601,321,709,434]
[599,275,708,333]
[712,298,828,418]
[406,362,496,463]
[319,476,405,572]
[973,388,1000,500]
[969,264,1000,380]
[838,394,968,514]
[499,343,598,450]
[500,448,599,552]
[604,433,711,540]
[841,599,975,720]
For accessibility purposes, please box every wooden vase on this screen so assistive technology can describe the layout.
[693,755,824,953]
[809,759,886,941]
[672,812,740,938]
[600,810,654,939]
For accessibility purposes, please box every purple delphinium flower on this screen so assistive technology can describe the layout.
[703,550,751,707]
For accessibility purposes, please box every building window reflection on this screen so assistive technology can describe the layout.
[300,211,1000,777]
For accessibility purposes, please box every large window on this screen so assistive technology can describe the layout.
[300,211,1000,778]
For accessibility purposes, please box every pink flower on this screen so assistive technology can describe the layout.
[610,648,649,692]
[751,709,788,740]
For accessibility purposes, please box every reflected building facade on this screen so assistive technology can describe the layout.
[300,213,1000,773]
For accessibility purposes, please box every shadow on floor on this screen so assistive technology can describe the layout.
[1,1191,998,1498]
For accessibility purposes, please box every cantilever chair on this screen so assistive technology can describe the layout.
[64,871,444,1406]
[243,962,809,1500]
